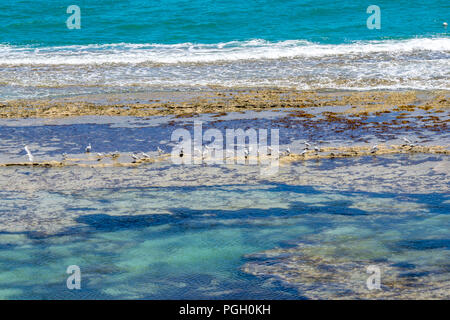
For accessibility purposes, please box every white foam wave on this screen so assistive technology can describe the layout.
[0,38,449,65]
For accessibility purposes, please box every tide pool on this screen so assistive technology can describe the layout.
[0,158,448,299]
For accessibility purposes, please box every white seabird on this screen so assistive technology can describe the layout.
[371,145,378,153]
[142,153,150,158]
[157,147,163,155]
[24,145,34,162]
[111,151,120,158]
[304,141,311,148]
[85,143,92,153]
[403,137,415,147]
[314,146,320,153]
[285,147,291,156]
[267,146,272,156]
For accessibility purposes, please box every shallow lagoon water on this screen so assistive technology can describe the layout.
[0,154,448,299]
[0,111,448,299]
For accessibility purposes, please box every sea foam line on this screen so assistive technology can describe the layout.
[0,37,449,65]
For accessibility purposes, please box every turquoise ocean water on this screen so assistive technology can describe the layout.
[0,1,449,300]
[0,0,449,99]
[1,0,448,45]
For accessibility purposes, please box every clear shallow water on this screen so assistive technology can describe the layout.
[0,180,448,299]
[0,112,448,298]
[0,0,449,99]
[0,110,449,164]
[0,112,448,299]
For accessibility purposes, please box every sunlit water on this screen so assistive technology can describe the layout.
[0,113,448,299]
[0,158,448,299]
[1,1,449,99]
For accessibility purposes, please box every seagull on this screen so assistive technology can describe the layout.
[314,146,320,153]
[371,145,378,153]
[267,146,272,156]
[85,143,92,153]
[225,149,234,158]
[131,153,139,162]
[285,147,291,156]
[444,22,448,27]
[244,148,249,159]
[300,149,307,156]
[403,137,415,147]
[304,141,311,148]
[157,147,163,155]
[62,153,67,160]
[24,145,34,162]
[111,151,120,159]
[142,153,150,158]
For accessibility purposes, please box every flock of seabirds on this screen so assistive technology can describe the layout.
[21,137,418,164]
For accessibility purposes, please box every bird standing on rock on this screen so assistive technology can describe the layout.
[285,147,291,156]
[244,148,249,159]
[24,145,34,162]
[371,145,378,153]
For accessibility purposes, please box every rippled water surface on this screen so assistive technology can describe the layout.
[0,147,448,299]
